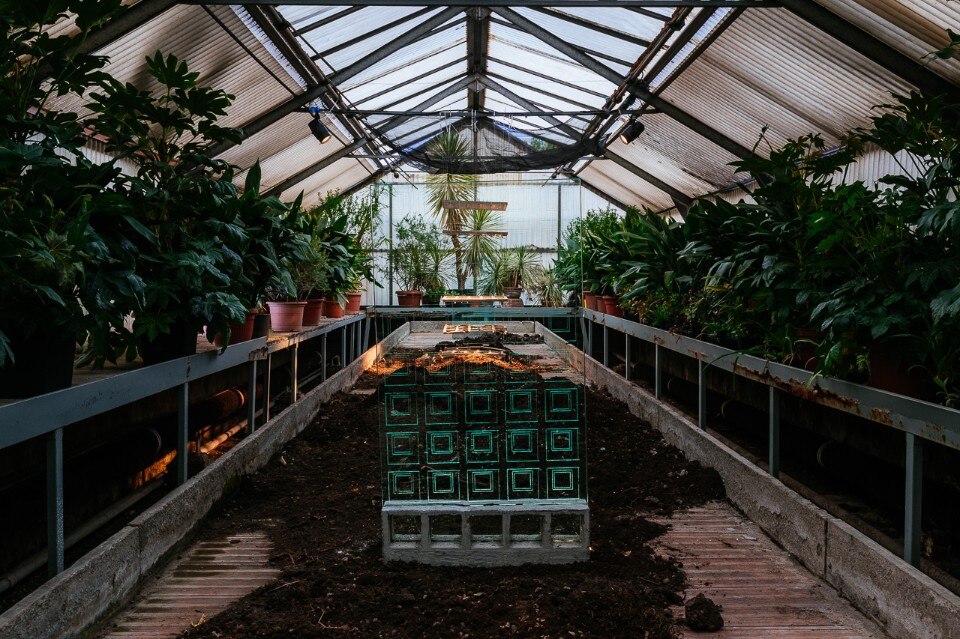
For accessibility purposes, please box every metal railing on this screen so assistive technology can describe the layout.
[581,308,960,567]
[6,304,955,584]
[0,312,369,578]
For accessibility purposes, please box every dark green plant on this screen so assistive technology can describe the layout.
[0,0,145,367]
[393,216,449,293]
[89,52,249,350]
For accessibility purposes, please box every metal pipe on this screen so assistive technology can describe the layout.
[1,479,166,595]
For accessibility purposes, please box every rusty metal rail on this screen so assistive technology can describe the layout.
[581,308,960,568]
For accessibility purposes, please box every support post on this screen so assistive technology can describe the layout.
[654,343,662,399]
[768,387,780,478]
[247,359,258,435]
[904,432,923,567]
[624,334,631,381]
[46,428,64,576]
[698,360,707,430]
[291,344,299,402]
[588,320,594,359]
[322,333,328,381]
[363,316,371,351]
[341,326,347,370]
[175,382,189,485]
[264,354,272,422]
[353,320,363,360]
[602,325,609,367]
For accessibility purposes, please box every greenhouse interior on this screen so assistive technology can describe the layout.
[2,1,960,638]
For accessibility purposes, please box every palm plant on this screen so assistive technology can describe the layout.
[479,250,510,296]
[424,130,477,289]
[461,210,504,288]
[503,245,543,290]
[530,267,565,307]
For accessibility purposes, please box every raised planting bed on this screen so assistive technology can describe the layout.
[176,373,724,639]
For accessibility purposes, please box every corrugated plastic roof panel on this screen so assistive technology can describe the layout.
[278,157,373,205]
[813,0,960,85]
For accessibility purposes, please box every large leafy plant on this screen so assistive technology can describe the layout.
[88,52,248,349]
[0,0,144,368]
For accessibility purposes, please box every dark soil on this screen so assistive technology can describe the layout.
[684,593,724,632]
[435,332,544,351]
[179,376,724,639]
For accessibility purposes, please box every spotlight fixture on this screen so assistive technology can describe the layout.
[392,170,400,179]
[618,119,645,145]
[309,115,332,144]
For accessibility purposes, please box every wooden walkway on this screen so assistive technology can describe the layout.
[653,502,887,639]
[99,532,279,639]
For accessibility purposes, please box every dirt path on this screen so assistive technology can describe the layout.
[157,375,724,638]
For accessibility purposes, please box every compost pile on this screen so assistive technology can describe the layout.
[179,376,724,639]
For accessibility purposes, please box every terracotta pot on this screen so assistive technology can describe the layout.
[583,291,597,310]
[267,301,307,332]
[139,319,199,365]
[302,299,325,326]
[503,286,523,300]
[0,325,76,399]
[602,295,623,317]
[213,313,257,347]
[345,292,363,314]
[323,297,345,318]
[503,299,524,308]
[396,290,422,307]
[791,327,823,371]
[869,340,934,401]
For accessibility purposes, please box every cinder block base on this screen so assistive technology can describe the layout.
[382,500,589,566]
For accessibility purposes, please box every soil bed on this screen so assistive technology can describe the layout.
[179,374,724,639]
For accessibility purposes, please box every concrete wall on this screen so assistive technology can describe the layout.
[0,323,410,639]
[538,326,960,639]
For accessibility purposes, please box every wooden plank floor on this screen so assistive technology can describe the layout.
[99,532,280,639]
[653,502,887,638]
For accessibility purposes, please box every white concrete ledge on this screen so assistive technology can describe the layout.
[0,323,409,639]
[541,330,960,639]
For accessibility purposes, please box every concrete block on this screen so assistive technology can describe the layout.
[130,460,228,575]
[826,517,960,639]
[0,526,140,639]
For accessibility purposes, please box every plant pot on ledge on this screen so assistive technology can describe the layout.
[213,312,257,347]
[138,319,199,365]
[868,340,935,401]
[266,301,307,332]
[0,325,76,399]
[601,295,623,317]
[396,291,422,307]
[345,292,363,314]
[302,299,325,326]
[323,297,345,319]
[503,286,524,307]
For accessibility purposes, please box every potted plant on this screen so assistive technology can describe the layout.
[392,216,439,307]
[0,0,144,396]
[530,267,566,307]
[90,52,250,362]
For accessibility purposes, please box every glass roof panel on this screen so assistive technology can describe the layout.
[510,7,647,65]
[313,8,445,70]
[351,61,466,111]
[338,20,467,91]
[343,46,465,105]
[553,7,670,42]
